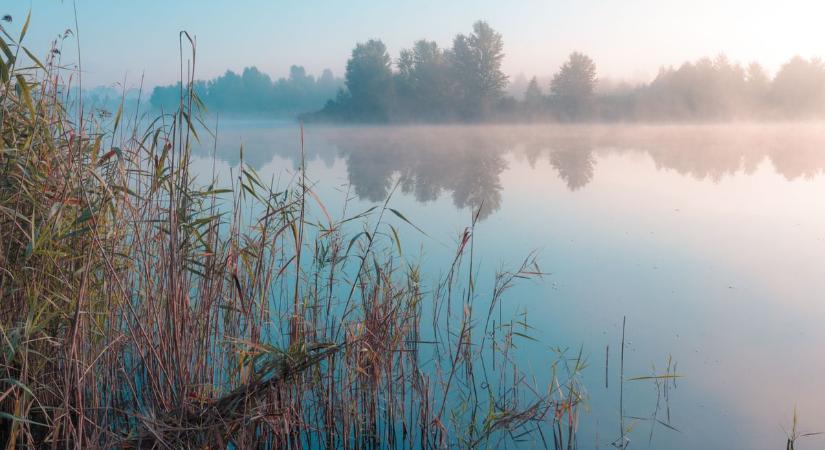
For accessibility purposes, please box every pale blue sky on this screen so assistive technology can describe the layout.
[5,1,824,88]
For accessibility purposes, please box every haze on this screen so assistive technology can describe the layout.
[4,2,825,449]
[6,0,825,88]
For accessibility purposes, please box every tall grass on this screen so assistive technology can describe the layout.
[0,22,583,449]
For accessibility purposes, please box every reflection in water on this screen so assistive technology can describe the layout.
[199,123,825,219]
[336,130,506,219]
[192,122,825,449]
[549,147,596,191]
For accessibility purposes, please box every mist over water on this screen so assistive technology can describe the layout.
[9,2,825,447]
[199,122,825,217]
[192,121,825,449]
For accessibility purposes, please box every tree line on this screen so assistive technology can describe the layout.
[311,21,825,122]
[150,65,343,116]
[152,20,825,122]
[591,54,825,121]
[309,21,509,122]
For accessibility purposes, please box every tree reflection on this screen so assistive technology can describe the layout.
[549,146,595,191]
[448,150,505,219]
[195,124,825,221]
[331,127,507,219]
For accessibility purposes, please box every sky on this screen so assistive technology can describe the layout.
[5,0,825,88]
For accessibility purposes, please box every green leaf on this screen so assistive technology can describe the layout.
[346,231,369,256]
[21,46,44,70]
[19,9,31,42]
[339,205,377,225]
[512,331,538,342]
[388,208,428,236]
[0,36,14,61]
[626,374,682,382]
[112,101,124,135]
[0,378,35,398]
[0,411,47,427]
[388,223,403,256]
[15,74,35,118]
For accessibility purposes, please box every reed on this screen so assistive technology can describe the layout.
[0,22,583,449]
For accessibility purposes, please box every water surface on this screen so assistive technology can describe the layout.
[195,122,825,449]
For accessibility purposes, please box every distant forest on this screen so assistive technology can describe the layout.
[150,21,825,122]
[150,66,343,116]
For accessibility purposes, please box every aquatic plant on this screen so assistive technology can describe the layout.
[0,20,583,449]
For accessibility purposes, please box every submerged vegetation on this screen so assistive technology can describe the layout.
[0,19,595,449]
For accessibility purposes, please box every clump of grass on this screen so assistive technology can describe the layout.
[0,21,583,449]
[784,407,823,450]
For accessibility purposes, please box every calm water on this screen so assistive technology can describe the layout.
[194,122,825,449]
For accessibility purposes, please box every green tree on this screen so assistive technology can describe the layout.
[448,21,508,118]
[550,52,597,119]
[396,40,451,118]
[345,39,394,120]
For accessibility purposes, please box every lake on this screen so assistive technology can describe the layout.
[193,122,825,449]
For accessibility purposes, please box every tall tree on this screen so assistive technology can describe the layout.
[345,39,394,120]
[396,40,451,118]
[550,52,597,119]
[523,76,544,115]
[449,21,507,118]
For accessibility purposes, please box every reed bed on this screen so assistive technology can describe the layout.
[0,24,584,449]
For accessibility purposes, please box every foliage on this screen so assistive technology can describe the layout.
[770,56,825,118]
[395,40,453,119]
[308,22,825,123]
[448,21,508,118]
[0,19,579,449]
[312,21,508,122]
[342,39,394,121]
[550,52,598,120]
[150,65,342,116]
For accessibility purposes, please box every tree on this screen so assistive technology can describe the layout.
[277,66,342,113]
[523,76,544,115]
[470,21,508,101]
[770,56,825,117]
[448,21,507,118]
[550,52,597,119]
[288,65,314,88]
[708,55,748,118]
[151,66,342,117]
[395,40,451,119]
[318,69,337,90]
[744,62,770,113]
[240,67,274,111]
[639,55,750,119]
[344,39,394,120]
[745,62,769,88]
